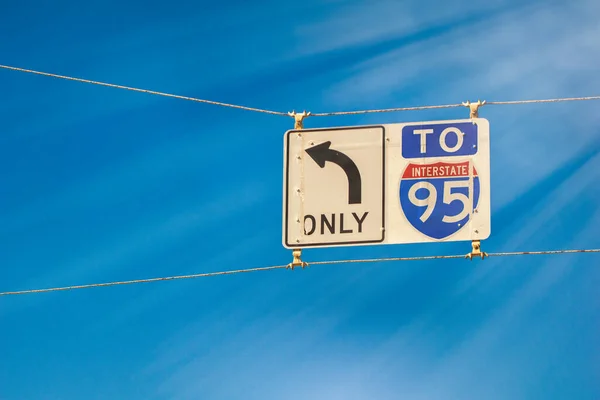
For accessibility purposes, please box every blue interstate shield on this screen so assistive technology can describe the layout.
[399,161,481,240]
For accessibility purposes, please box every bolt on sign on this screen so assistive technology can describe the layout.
[282,119,491,248]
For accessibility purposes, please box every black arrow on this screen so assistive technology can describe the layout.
[305,141,362,204]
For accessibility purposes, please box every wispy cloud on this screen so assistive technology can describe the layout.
[0,177,269,317]
[294,0,600,212]
[139,112,600,400]
[312,0,600,106]
[455,147,600,294]
[293,0,515,58]
[2,1,599,399]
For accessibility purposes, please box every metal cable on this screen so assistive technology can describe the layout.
[0,64,288,116]
[310,103,463,116]
[310,96,600,116]
[1,248,598,297]
[487,249,600,257]
[310,254,466,265]
[486,96,600,106]
[2,64,600,118]
[0,265,287,296]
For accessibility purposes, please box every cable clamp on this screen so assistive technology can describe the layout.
[462,100,486,118]
[288,110,311,129]
[287,249,308,270]
[466,240,488,260]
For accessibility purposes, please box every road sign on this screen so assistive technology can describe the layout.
[284,126,385,248]
[282,118,491,249]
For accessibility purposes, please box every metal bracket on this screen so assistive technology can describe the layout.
[286,110,310,270]
[465,240,488,260]
[288,110,311,129]
[462,100,486,118]
[287,249,308,270]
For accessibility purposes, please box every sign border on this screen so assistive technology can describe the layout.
[283,125,386,248]
[398,158,483,241]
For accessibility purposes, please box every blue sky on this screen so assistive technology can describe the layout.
[1,0,599,399]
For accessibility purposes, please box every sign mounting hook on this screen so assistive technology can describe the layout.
[462,100,486,118]
[286,249,308,270]
[288,110,311,129]
[465,240,488,260]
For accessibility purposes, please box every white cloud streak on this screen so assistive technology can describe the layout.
[145,4,600,396]
[295,0,600,210]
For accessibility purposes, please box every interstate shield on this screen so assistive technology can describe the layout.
[399,161,481,240]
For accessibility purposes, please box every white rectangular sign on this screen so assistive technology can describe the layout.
[282,118,491,249]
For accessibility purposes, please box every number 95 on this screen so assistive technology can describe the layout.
[408,180,472,224]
